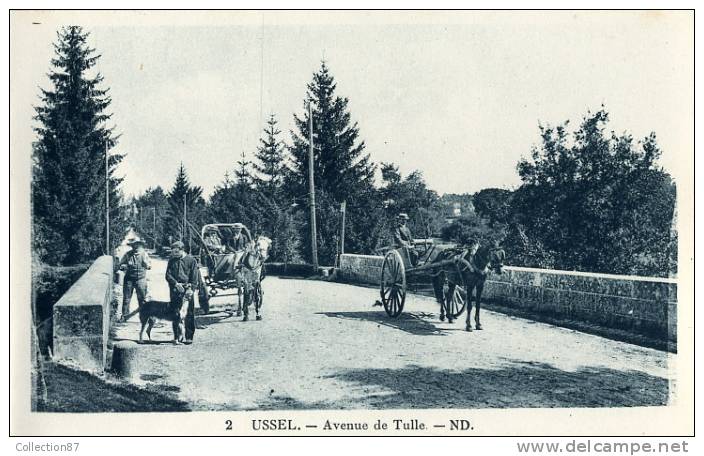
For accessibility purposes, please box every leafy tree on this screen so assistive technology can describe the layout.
[473,188,513,226]
[512,108,676,276]
[32,26,124,265]
[502,222,555,269]
[377,163,445,246]
[441,214,503,247]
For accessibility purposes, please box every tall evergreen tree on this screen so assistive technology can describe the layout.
[234,152,252,188]
[287,62,376,264]
[253,114,286,198]
[288,61,375,200]
[166,163,205,251]
[32,26,124,265]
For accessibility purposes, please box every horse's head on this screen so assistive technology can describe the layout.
[467,244,505,275]
[254,236,272,260]
[489,247,506,274]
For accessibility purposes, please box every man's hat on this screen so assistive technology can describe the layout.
[171,240,185,249]
[127,236,145,246]
[397,213,410,220]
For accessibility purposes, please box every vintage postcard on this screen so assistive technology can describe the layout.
[9,9,694,437]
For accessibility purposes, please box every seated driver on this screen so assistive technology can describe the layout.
[392,213,418,266]
[228,223,250,252]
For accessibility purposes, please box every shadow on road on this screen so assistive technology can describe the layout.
[321,362,669,409]
[316,311,453,336]
[196,311,239,328]
[36,362,190,412]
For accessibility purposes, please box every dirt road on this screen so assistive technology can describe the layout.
[111,257,671,410]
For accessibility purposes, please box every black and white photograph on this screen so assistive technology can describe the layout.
[9,8,694,438]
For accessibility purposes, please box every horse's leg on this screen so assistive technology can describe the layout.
[475,280,485,330]
[446,282,456,324]
[432,273,446,321]
[465,278,474,332]
[236,286,243,316]
[255,282,262,321]
[242,286,250,321]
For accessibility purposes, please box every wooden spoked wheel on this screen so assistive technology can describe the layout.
[444,259,470,319]
[380,250,407,318]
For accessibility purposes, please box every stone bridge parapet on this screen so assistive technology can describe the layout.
[53,255,113,372]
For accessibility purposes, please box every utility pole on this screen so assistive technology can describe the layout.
[105,140,110,256]
[308,101,319,270]
[153,207,156,250]
[340,201,346,255]
[182,194,187,245]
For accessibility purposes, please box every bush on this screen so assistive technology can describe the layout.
[441,214,505,247]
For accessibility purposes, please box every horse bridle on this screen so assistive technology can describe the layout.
[237,243,267,272]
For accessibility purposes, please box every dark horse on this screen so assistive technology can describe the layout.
[432,242,505,331]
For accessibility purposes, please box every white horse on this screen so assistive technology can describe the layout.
[239,236,272,321]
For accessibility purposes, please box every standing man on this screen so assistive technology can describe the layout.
[392,213,418,265]
[165,241,200,344]
[118,237,151,321]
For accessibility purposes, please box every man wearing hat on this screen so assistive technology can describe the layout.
[393,213,418,265]
[165,240,200,343]
[227,223,249,252]
[118,236,152,321]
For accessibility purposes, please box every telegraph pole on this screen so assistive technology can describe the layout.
[182,194,187,244]
[308,102,319,270]
[340,201,346,255]
[105,140,110,256]
[153,207,156,250]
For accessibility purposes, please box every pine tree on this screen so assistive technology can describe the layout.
[253,114,286,198]
[166,163,205,251]
[32,26,123,265]
[287,62,376,264]
[288,61,375,200]
[234,152,252,188]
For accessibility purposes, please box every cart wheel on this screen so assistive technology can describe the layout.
[444,260,469,319]
[380,250,406,318]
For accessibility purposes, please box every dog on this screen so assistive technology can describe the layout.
[138,285,193,344]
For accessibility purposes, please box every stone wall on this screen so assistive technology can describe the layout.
[337,254,677,342]
[53,255,113,372]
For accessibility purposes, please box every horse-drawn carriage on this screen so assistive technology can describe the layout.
[379,239,505,331]
[198,223,271,320]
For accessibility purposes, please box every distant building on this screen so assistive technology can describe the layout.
[442,198,474,225]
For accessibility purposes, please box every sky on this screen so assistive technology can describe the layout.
[10,11,693,199]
